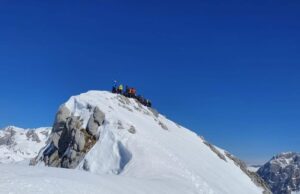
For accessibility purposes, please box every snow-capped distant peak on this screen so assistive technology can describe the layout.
[258,152,300,194]
[0,126,51,164]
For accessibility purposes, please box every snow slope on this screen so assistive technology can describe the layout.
[0,126,50,164]
[0,164,205,194]
[30,90,267,194]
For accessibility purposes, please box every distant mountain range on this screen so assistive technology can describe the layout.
[0,126,50,164]
[257,152,300,194]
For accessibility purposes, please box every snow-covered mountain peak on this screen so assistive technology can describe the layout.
[31,90,270,194]
[0,126,51,164]
[272,151,297,159]
[258,152,300,194]
[269,152,300,168]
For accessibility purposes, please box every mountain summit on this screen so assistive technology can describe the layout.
[31,90,269,194]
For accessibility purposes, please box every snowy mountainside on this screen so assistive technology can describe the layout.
[0,164,200,194]
[31,90,269,194]
[0,126,50,164]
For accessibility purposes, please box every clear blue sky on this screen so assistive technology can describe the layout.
[0,0,299,164]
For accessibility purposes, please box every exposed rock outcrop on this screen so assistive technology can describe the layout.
[0,127,16,146]
[87,107,105,138]
[31,105,105,168]
[257,152,300,194]
[225,152,272,194]
[203,140,227,162]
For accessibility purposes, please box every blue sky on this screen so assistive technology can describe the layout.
[0,0,299,164]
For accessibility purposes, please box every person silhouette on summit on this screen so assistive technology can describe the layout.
[146,99,152,107]
[112,80,117,93]
[124,85,130,97]
[128,87,136,98]
[117,84,123,94]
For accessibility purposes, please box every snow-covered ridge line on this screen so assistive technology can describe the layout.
[29,90,269,193]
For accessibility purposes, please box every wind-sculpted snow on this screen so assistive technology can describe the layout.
[27,90,268,193]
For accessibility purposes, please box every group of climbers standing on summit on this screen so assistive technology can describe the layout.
[112,81,152,108]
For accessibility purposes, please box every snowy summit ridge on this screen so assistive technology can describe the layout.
[29,90,270,194]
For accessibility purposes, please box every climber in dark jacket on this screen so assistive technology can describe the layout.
[124,85,129,97]
[146,99,152,107]
[129,88,137,98]
[112,80,117,93]
[136,95,142,103]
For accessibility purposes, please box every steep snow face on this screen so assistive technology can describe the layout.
[258,152,300,194]
[0,126,51,164]
[36,91,266,194]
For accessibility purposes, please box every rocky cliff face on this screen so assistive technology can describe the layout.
[258,152,300,194]
[0,126,50,163]
[31,105,105,168]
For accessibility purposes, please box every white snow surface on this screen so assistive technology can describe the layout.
[0,164,199,194]
[0,91,264,194]
[247,166,261,173]
[0,126,50,164]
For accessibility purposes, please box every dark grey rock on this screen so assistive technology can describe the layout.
[257,152,300,194]
[26,130,41,143]
[117,120,124,129]
[128,126,136,134]
[70,149,77,160]
[0,127,16,146]
[66,116,82,132]
[32,105,102,169]
[0,134,13,146]
[93,107,105,124]
[52,105,70,132]
[51,132,61,148]
[87,107,105,137]
[48,150,59,166]
[148,108,159,118]
[82,159,90,171]
[203,140,227,162]
[87,117,99,137]
[74,130,85,152]
[158,121,168,130]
